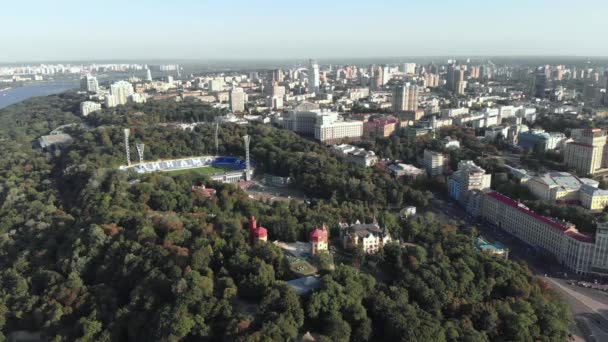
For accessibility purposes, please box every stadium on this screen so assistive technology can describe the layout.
[120,130,254,183]
[121,156,253,183]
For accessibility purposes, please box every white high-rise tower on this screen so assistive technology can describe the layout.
[308,59,320,93]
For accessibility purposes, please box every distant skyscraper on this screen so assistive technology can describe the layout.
[145,69,152,82]
[271,69,284,82]
[80,75,99,93]
[308,59,320,93]
[446,65,455,91]
[381,64,391,85]
[453,68,465,94]
[393,84,419,112]
[534,70,547,98]
[230,87,246,112]
[110,81,134,106]
[605,77,608,105]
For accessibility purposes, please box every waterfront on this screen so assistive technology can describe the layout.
[0,82,78,109]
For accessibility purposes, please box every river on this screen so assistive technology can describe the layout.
[0,82,78,110]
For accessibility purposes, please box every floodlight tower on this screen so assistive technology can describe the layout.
[215,122,219,156]
[124,129,131,166]
[136,143,145,164]
[243,135,251,181]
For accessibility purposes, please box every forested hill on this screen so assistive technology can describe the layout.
[0,94,572,341]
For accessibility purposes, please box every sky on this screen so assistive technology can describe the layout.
[1,0,607,62]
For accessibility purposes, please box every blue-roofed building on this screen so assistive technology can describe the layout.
[287,276,321,296]
[518,129,567,153]
[475,237,509,259]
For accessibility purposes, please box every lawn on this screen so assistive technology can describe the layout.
[166,165,233,177]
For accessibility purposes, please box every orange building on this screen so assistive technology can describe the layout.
[249,216,268,243]
[363,117,399,137]
[309,225,329,254]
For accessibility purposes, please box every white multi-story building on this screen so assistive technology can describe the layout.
[315,115,363,145]
[339,220,392,254]
[423,149,445,177]
[332,144,378,167]
[283,102,363,144]
[448,160,492,203]
[229,87,246,113]
[80,75,99,93]
[481,191,599,275]
[130,93,147,104]
[80,101,101,116]
[564,128,606,176]
[527,172,593,201]
[209,79,224,92]
[110,81,134,106]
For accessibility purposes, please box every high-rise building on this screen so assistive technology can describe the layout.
[564,129,606,175]
[605,77,608,105]
[392,84,419,112]
[453,68,465,94]
[209,79,223,92]
[381,64,391,85]
[80,75,99,93]
[402,63,416,74]
[448,160,492,203]
[446,65,455,90]
[534,70,547,98]
[267,96,283,110]
[372,66,383,90]
[80,101,101,116]
[308,59,320,93]
[423,149,445,177]
[229,87,246,113]
[271,69,284,82]
[424,74,440,88]
[109,81,134,106]
[145,68,152,82]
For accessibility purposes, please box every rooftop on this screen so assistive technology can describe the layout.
[287,276,321,296]
[487,191,593,243]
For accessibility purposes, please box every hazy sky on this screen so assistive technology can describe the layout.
[2,0,607,62]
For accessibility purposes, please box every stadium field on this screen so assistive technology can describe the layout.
[166,165,233,177]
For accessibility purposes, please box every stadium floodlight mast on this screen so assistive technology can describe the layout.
[136,143,145,164]
[215,122,219,156]
[243,135,251,181]
[124,129,131,166]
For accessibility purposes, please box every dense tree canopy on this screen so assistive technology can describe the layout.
[0,94,572,341]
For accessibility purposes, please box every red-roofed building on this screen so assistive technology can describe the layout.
[363,117,399,137]
[309,224,329,254]
[481,191,596,274]
[249,216,268,243]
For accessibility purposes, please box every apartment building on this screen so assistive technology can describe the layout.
[564,128,606,175]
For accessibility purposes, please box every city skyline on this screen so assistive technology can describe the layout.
[2,0,608,62]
